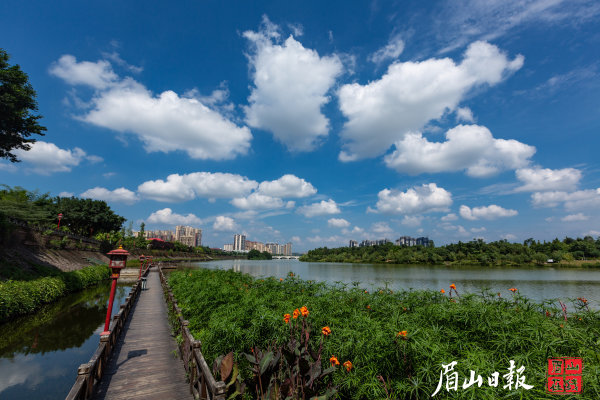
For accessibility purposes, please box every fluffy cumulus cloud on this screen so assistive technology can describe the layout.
[244,17,343,151]
[456,107,475,123]
[561,213,588,222]
[297,199,341,217]
[368,33,405,64]
[147,208,202,225]
[372,183,452,215]
[402,215,422,227]
[49,55,118,89]
[80,187,138,204]
[328,218,350,228]
[137,172,258,202]
[532,188,600,211]
[213,216,238,231]
[257,174,317,198]
[14,141,99,174]
[337,41,523,161]
[459,204,518,220]
[51,56,252,160]
[371,221,394,235]
[384,125,535,177]
[515,167,582,192]
[231,193,285,210]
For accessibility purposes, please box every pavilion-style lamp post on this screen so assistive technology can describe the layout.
[138,254,145,280]
[101,246,129,336]
[57,213,63,230]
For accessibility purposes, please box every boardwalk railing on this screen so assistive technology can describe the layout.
[158,266,227,400]
[65,265,151,400]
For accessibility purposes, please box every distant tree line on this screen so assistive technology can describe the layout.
[247,249,273,260]
[300,237,600,266]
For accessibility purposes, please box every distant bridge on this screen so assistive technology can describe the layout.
[271,255,300,260]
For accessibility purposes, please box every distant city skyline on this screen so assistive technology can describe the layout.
[2,1,599,252]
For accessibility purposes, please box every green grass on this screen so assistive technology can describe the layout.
[168,268,600,399]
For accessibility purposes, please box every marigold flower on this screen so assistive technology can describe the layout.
[509,288,518,293]
[440,289,445,294]
[578,297,588,304]
[330,355,340,366]
[321,326,331,336]
[300,306,309,317]
[283,314,291,324]
[343,360,353,371]
[366,305,371,309]
[293,308,300,319]
[449,284,456,290]
[280,278,283,282]
[397,330,408,337]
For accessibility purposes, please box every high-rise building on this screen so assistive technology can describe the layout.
[233,234,246,251]
[175,225,202,247]
[349,240,358,248]
[283,242,292,256]
[223,244,233,251]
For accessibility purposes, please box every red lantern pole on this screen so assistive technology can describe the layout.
[101,246,129,336]
[57,213,63,230]
[138,255,145,280]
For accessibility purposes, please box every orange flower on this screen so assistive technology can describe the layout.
[293,308,300,319]
[300,306,309,317]
[545,310,551,317]
[364,290,368,294]
[366,305,371,309]
[343,360,353,372]
[449,284,456,290]
[330,355,340,366]
[440,289,445,294]
[397,330,408,337]
[283,314,291,324]
[280,278,283,282]
[321,326,332,336]
[509,288,518,293]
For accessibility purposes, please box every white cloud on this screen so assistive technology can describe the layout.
[138,172,258,202]
[459,204,518,220]
[291,235,302,243]
[58,191,74,197]
[532,189,600,211]
[371,221,393,234]
[213,216,238,231]
[384,125,535,177]
[258,174,317,198]
[515,167,582,192]
[502,234,518,241]
[297,199,341,217]
[244,17,343,151]
[471,227,487,233]
[328,218,350,228]
[147,208,202,226]
[368,33,405,64]
[401,215,422,227]
[337,41,523,161]
[14,141,96,174]
[561,213,588,222]
[456,107,475,123]
[372,183,452,215]
[49,55,118,89]
[80,187,138,204]
[52,56,252,160]
[441,213,458,222]
[231,193,284,210]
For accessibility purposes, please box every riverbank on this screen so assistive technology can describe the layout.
[168,268,599,399]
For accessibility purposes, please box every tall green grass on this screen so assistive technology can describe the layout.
[0,264,110,322]
[169,268,600,399]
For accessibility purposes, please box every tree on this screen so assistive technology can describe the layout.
[0,49,46,162]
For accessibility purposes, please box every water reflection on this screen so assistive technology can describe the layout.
[188,259,600,307]
[0,282,130,399]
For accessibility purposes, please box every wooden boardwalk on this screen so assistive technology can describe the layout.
[93,269,192,400]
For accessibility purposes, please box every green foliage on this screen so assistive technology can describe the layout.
[247,249,273,260]
[0,48,46,163]
[169,269,600,399]
[301,238,600,266]
[0,264,109,322]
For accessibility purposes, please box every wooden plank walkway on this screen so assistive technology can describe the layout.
[93,269,192,400]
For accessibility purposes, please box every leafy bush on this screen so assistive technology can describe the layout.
[169,269,600,399]
[0,264,110,322]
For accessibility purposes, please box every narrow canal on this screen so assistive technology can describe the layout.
[0,282,130,399]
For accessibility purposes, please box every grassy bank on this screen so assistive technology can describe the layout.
[169,268,600,399]
[0,264,110,323]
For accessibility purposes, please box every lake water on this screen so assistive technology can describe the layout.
[0,282,130,400]
[188,259,600,308]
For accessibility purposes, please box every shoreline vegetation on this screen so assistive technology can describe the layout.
[299,238,600,267]
[168,268,599,399]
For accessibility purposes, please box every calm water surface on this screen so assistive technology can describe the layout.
[0,282,131,399]
[189,259,600,307]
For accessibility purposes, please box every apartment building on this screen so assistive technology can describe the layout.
[233,234,246,251]
[175,225,202,247]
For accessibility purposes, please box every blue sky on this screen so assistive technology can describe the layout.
[1,0,600,251]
